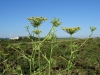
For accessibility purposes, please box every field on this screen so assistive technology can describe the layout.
[0,37,100,75]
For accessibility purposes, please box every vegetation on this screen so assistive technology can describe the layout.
[0,16,99,75]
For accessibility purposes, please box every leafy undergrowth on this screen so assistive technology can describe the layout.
[0,38,100,75]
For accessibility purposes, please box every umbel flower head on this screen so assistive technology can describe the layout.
[62,27,80,35]
[27,16,47,27]
[50,17,62,27]
[32,30,42,35]
[25,26,29,29]
[90,27,96,32]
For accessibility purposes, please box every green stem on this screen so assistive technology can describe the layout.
[26,29,33,39]
[30,60,32,75]
[68,34,73,75]
[49,27,55,75]
[36,27,41,75]
[75,31,93,51]
[37,27,40,42]
[38,46,41,75]
[32,39,36,74]
[48,26,56,75]
[39,26,54,46]
[48,62,50,75]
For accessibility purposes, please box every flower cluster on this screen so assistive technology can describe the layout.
[25,26,29,29]
[50,18,62,27]
[90,27,96,32]
[32,30,42,35]
[27,17,47,27]
[62,27,80,35]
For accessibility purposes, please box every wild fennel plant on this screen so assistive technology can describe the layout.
[26,17,96,75]
[26,16,47,75]
[25,17,62,75]
[41,18,62,75]
[61,26,96,75]
[4,16,97,75]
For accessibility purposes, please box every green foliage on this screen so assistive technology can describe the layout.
[0,38,100,75]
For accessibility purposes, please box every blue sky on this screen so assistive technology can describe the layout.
[0,0,100,38]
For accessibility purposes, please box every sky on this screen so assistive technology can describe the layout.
[0,0,100,38]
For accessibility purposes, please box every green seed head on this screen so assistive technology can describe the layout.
[27,16,47,27]
[50,17,62,27]
[90,27,96,32]
[62,27,80,35]
[25,26,29,29]
[32,30,42,35]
